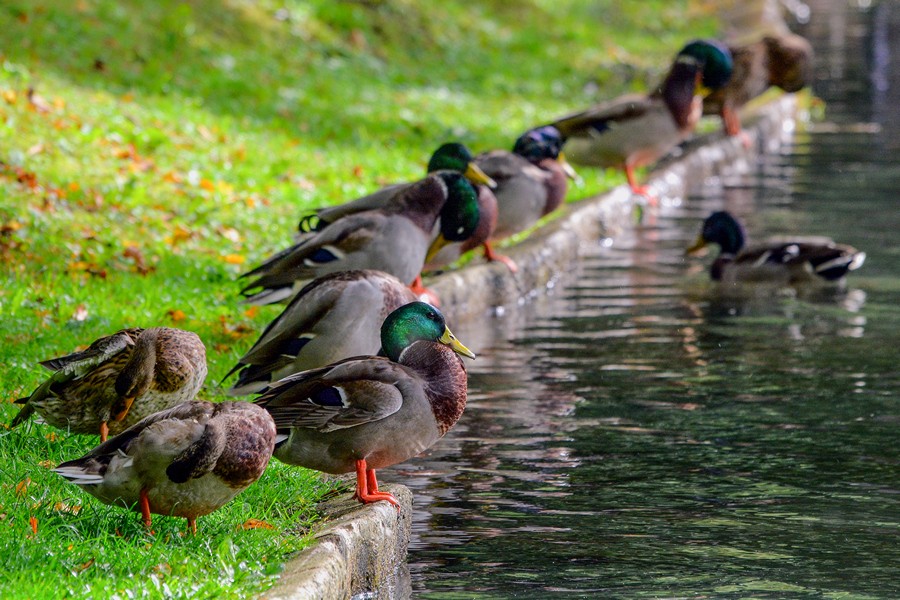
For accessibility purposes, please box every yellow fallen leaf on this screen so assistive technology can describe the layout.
[2,90,16,104]
[167,309,187,322]
[223,254,245,265]
[199,179,215,192]
[15,478,31,497]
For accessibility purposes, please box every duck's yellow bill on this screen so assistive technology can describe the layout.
[426,234,451,263]
[465,162,497,189]
[685,235,708,256]
[558,152,579,182]
[440,326,476,359]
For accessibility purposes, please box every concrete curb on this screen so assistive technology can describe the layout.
[261,95,798,599]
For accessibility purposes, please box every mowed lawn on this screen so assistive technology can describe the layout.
[0,1,717,597]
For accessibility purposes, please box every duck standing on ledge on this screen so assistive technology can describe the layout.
[703,33,813,141]
[255,302,474,508]
[686,211,866,285]
[296,143,496,236]
[550,39,733,201]
[434,125,577,272]
[11,327,207,442]
[55,401,276,534]
[239,172,481,305]
[225,270,417,396]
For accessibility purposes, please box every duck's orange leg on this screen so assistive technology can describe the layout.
[624,165,658,206]
[483,242,518,273]
[409,275,441,307]
[722,106,752,148]
[139,488,154,533]
[353,459,400,509]
[99,421,109,443]
[186,517,197,535]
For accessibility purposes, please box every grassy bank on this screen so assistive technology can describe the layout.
[0,0,717,596]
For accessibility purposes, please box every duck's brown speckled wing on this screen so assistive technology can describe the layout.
[255,356,411,433]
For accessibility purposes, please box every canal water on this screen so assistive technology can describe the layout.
[399,2,900,598]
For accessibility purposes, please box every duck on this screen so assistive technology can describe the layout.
[297,142,496,235]
[54,400,276,534]
[703,33,813,140]
[11,327,207,442]
[225,270,417,396]
[239,171,481,305]
[254,301,475,508]
[686,211,866,285]
[551,39,733,201]
[442,125,576,272]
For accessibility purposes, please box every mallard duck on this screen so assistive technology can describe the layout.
[426,126,577,272]
[54,401,275,534]
[11,328,207,442]
[686,211,866,284]
[255,301,475,508]
[703,33,813,138]
[551,39,733,200]
[225,270,417,396]
[239,172,481,305]
[297,143,496,235]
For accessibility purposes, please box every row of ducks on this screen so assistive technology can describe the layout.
[12,32,865,534]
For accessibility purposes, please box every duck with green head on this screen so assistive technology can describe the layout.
[703,33,813,142]
[255,301,475,508]
[455,125,577,271]
[240,171,481,305]
[686,211,865,285]
[551,39,733,202]
[297,142,496,235]
[10,327,207,442]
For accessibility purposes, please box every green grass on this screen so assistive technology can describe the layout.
[0,0,717,596]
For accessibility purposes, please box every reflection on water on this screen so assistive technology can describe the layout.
[396,2,900,598]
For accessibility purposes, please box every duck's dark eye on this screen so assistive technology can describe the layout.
[426,310,439,321]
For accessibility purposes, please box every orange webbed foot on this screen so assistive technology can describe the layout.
[483,243,518,273]
[409,275,441,307]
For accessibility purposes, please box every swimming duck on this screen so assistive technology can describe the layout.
[686,211,866,284]
[255,301,474,508]
[297,143,496,235]
[703,33,812,139]
[11,327,207,442]
[225,270,417,396]
[239,172,481,305]
[551,40,733,200]
[54,400,276,534]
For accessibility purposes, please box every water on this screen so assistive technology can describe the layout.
[397,3,900,598]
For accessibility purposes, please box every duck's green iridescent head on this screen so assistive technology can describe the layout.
[381,301,475,362]
[427,143,497,188]
[437,171,480,241]
[677,39,733,91]
[686,210,746,255]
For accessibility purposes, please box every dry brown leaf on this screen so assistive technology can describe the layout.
[240,518,275,530]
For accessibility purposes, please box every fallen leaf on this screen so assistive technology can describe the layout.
[167,309,187,322]
[29,516,38,536]
[15,478,31,497]
[27,88,52,113]
[223,254,245,265]
[243,306,259,319]
[38,460,55,469]
[2,90,16,105]
[240,518,275,530]
[27,143,45,156]
[199,179,216,192]
[75,559,95,573]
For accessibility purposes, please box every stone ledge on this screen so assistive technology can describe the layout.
[262,483,412,600]
[261,95,797,599]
